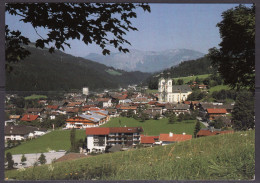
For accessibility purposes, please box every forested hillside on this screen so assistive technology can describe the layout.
[6,45,151,92]
[147,56,215,89]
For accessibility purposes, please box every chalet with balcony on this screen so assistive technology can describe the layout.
[85,127,143,153]
[65,110,109,129]
[206,108,227,120]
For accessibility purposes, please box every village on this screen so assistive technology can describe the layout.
[4,77,236,169]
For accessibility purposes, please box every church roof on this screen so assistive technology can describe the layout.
[172,85,192,93]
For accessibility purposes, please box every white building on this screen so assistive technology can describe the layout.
[82,87,89,96]
[158,78,192,103]
[85,127,143,153]
[4,126,47,141]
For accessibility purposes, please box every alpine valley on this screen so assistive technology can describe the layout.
[85,49,205,73]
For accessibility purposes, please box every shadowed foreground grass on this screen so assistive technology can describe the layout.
[5,130,254,181]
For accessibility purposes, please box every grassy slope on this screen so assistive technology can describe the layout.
[173,74,210,84]
[5,130,86,155]
[208,85,231,93]
[106,69,122,76]
[24,95,48,100]
[6,118,204,155]
[101,117,204,136]
[5,130,254,180]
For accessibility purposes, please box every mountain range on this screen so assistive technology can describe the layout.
[6,44,151,92]
[85,49,205,73]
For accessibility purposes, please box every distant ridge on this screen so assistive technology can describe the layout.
[6,45,151,92]
[85,49,205,73]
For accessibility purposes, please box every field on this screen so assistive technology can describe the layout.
[106,69,122,76]
[5,130,255,180]
[173,74,210,84]
[101,117,204,136]
[5,130,86,155]
[208,85,231,93]
[24,95,48,100]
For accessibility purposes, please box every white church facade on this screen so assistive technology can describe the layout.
[158,78,192,103]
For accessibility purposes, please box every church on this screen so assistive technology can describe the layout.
[158,78,192,103]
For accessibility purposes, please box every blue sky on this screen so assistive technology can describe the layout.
[5,3,252,57]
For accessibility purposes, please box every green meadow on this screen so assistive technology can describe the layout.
[24,95,48,100]
[5,130,86,155]
[5,130,255,180]
[101,117,204,136]
[173,74,210,84]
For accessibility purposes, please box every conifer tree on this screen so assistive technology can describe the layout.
[194,121,201,138]
[38,153,46,165]
[21,154,27,163]
[6,152,14,169]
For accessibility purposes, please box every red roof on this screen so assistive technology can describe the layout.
[207,108,227,114]
[140,135,159,144]
[120,106,137,110]
[86,127,110,135]
[118,94,128,100]
[197,129,234,137]
[148,101,158,105]
[21,114,39,122]
[47,105,59,110]
[86,127,143,135]
[67,102,82,107]
[159,133,192,142]
[97,98,110,102]
[109,127,143,133]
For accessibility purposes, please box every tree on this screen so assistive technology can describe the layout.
[21,154,27,163]
[168,113,176,124]
[194,121,201,138]
[178,113,184,122]
[177,79,184,85]
[70,128,77,152]
[212,118,225,129]
[6,152,14,169]
[127,110,134,118]
[208,5,255,91]
[154,113,160,120]
[38,153,47,165]
[232,92,254,130]
[140,112,148,122]
[5,3,151,70]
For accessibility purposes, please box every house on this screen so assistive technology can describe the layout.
[85,127,143,153]
[105,108,119,117]
[172,104,190,116]
[119,99,132,104]
[158,78,192,103]
[143,107,162,118]
[65,110,109,129]
[140,135,160,146]
[46,105,59,111]
[196,128,234,138]
[117,106,137,114]
[67,102,83,108]
[26,108,45,115]
[206,108,227,120]
[9,115,21,121]
[96,98,112,108]
[159,132,192,146]
[4,125,47,141]
[20,114,39,122]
